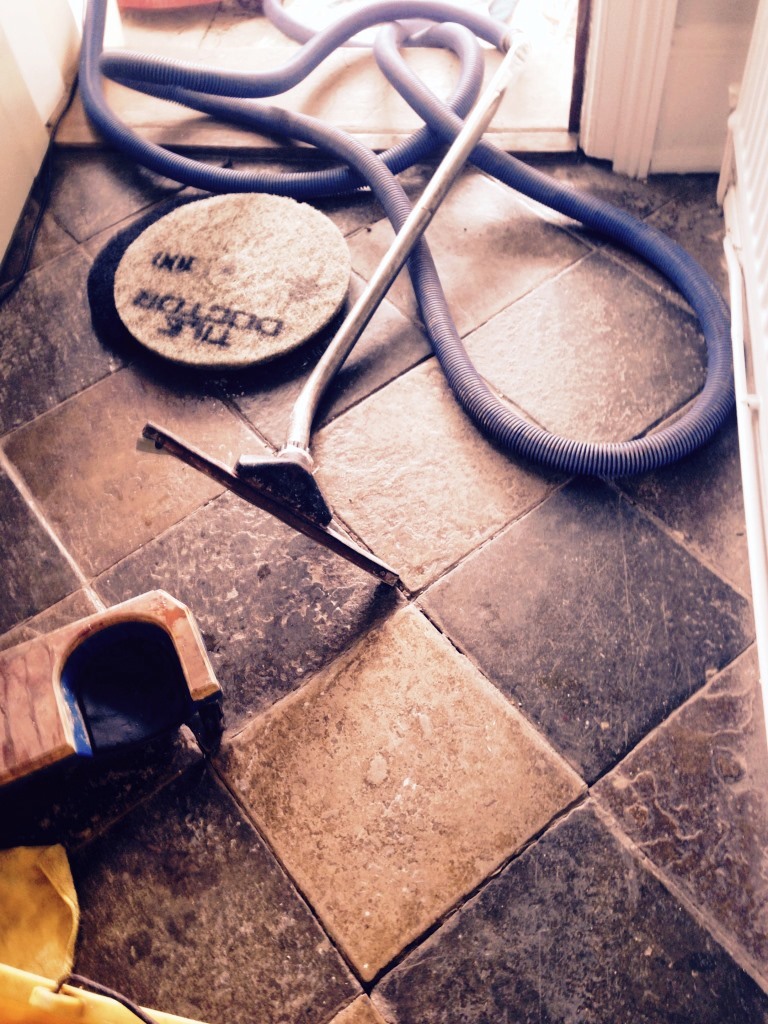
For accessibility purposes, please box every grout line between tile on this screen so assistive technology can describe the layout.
[591,797,768,995]
[208,756,367,989]
[364,788,591,990]
[607,477,754,604]
[590,640,759,790]
[0,446,104,611]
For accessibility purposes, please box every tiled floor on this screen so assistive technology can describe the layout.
[2,140,768,1024]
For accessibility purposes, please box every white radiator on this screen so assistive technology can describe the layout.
[719,0,768,724]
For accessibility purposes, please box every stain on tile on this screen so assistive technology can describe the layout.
[313,359,561,591]
[374,804,768,1024]
[0,732,199,850]
[3,367,259,576]
[619,413,749,595]
[422,479,754,782]
[221,606,584,981]
[0,468,79,634]
[0,589,98,652]
[0,248,121,435]
[95,489,401,731]
[71,764,358,1024]
[348,169,587,336]
[228,275,430,449]
[331,997,389,1024]
[464,250,707,444]
[48,150,183,243]
[596,647,768,986]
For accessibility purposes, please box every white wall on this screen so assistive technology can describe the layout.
[650,0,758,172]
[0,1,82,265]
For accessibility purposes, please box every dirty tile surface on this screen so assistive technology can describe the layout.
[331,997,388,1024]
[228,274,431,449]
[0,248,121,435]
[95,490,402,731]
[596,647,768,986]
[2,145,765,1022]
[0,467,79,633]
[422,480,754,782]
[222,607,584,980]
[3,367,259,576]
[374,804,768,1024]
[314,358,561,591]
[464,250,707,442]
[71,764,359,1024]
[619,412,750,596]
[348,169,588,335]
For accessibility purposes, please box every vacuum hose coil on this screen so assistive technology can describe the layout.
[80,0,733,478]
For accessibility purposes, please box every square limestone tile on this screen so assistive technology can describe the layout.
[619,412,750,596]
[347,168,587,337]
[228,275,430,448]
[373,804,768,1024]
[71,763,359,1024]
[422,479,754,783]
[95,489,402,732]
[595,646,768,988]
[331,997,388,1024]
[312,359,561,591]
[0,467,79,634]
[0,589,99,652]
[0,248,121,435]
[220,606,585,981]
[3,367,260,577]
[463,250,707,444]
[47,150,184,243]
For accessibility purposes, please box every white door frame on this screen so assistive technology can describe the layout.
[580,0,679,178]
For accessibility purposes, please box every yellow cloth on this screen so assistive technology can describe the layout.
[0,846,79,978]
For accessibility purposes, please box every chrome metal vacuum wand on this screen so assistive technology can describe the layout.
[144,36,528,585]
[235,34,529,531]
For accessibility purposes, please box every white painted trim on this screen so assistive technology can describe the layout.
[580,0,678,178]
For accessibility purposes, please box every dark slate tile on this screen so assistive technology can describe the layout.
[0,588,98,652]
[524,152,692,221]
[464,251,707,443]
[94,490,402,732]
[596,647,768,986]
[0,468,79,634]
[3,367,259,577]
[0,731,199,850]
[619,413,750,596]
[0,248,121,435]
[226,274,430,448]
[422,480,754,782]
[71,763,359,1024]
[47,150,183,243]
[374,804,768,1024]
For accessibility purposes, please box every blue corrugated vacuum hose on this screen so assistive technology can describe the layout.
[80,0,733,478]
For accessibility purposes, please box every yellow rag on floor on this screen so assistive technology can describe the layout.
[0,846,79,978]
